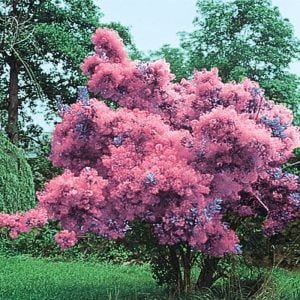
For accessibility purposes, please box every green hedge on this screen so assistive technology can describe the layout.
[0,133,36,212]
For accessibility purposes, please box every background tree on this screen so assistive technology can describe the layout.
[0,0,139,145]
[152,0,300,125]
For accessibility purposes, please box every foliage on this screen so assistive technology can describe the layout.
[0,28,299,292]
[26,134,62,191]
[236,148,300,269]
[150,45,191,82]
[0,221,136,264]
[181,0,300,85]
[228,216,299,270]
[0,132,35,212]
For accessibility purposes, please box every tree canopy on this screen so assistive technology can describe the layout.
[0,28,299,292]
[152,0,300,125]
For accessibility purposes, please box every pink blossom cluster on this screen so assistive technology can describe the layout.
[54,230,77,250]
[0,28,299,254]
[259,171,299,235]
[0,208,48,239]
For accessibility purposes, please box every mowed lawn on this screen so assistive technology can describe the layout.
[0,255,165,300]
[0,255,299,300]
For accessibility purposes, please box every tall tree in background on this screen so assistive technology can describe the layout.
[153,0,300,125]
[0,0,138,145]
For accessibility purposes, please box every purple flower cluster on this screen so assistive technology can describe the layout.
[204,198,223,219]
[77,86,90,106]
[75,114,94,139]
[112,135,123,147]
[261,116,288,138]
[145,172,157,186]
[290,192,300,208]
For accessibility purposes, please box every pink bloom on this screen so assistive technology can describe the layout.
[0,28,299,257]
[55,230,78,250]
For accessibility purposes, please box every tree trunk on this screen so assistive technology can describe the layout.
[196,256,220,289]
[169,244,195,294]
[7,56,20,144]
[181,245,192,293]
[169,245,183,294]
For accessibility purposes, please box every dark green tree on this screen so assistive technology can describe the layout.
[0,0,139,145]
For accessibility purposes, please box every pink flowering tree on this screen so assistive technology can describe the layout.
[0,29,299,292]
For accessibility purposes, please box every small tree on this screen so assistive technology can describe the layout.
[0,29,299,293]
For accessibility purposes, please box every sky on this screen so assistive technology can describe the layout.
[98,0,300,75]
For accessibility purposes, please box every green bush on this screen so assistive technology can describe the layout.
[240,218,300,269]
[0,133,36,212]
[0,221,138,264]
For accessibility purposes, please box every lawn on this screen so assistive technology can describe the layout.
[0,255,299,300]
[0,255,165,300]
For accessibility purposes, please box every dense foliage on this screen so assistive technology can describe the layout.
[0,132,35,212]
[0,28,299,292]
[26,135,62,191]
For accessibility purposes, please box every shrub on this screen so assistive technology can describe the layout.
[0,132,36,212]
[26,135,62,191]
[0,221,135,264]
[0,29,299,294]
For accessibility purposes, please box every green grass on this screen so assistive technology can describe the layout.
[267,268,300,299]
[0,255,165,300]
[0,255,299,300]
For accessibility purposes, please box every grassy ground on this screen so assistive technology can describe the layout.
[0,255,299,300]
[0,255,165,300]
